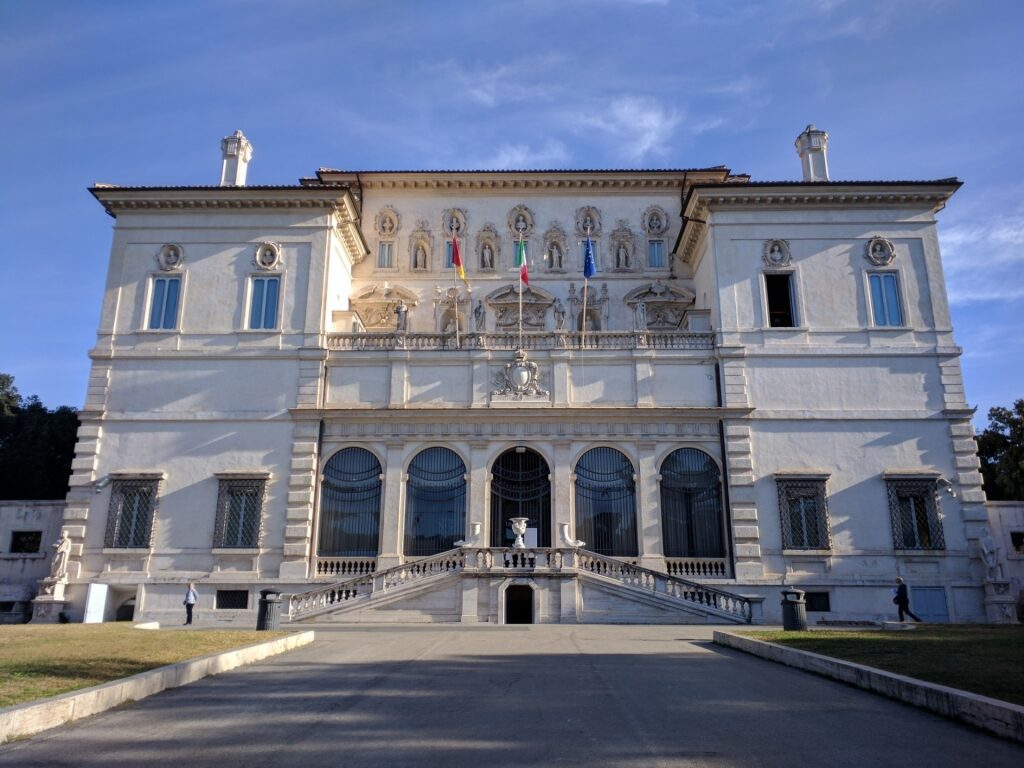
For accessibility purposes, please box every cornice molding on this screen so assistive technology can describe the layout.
[318,170,735,193]
[90,187,354,218]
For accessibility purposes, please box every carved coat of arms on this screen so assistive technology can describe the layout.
[492,348,549,400]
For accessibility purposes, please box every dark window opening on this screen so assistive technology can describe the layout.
[765,273,795,327]
[10,531,42,553]
[215,590,249,609]
[1011,531,1024,554]
[804,592,831,612]
[115,598,136,622]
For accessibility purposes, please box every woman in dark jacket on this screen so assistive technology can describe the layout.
[894,577,922,622]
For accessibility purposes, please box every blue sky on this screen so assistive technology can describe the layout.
[1,0,1021,428]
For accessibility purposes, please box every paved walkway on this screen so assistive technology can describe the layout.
[2,624,1021,767]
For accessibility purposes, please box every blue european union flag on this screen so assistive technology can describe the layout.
[583,236,596,279]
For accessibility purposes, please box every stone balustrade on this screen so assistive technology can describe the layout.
[665,557,729,579]
[312,556,377,580]
[326,330,714,352]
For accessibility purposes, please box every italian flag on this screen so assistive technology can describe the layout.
[517,238,529,286]
[452,232,467,284]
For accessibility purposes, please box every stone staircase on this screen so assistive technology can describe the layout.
[286,547,763,624]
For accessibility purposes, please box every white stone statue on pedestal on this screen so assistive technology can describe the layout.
[980,528,1000,580]
[50,530,71,582]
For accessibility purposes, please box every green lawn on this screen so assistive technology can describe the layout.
[0,624,288,708]
[745,625,1024,706]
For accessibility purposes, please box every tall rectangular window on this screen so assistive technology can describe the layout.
[765,273,796,327]
[445,241,454,268]
[776,478,831,549]
[148,276,181,330]
[869,273,903,326]
[377,242,393,269]
[886,478,945,550]
[104,478,159,548]
[249,276,280,330]
[648,240,665,268]
[214,478,265,548]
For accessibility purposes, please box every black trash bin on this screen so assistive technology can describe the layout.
[257,589,282,631]
[781,588,807,631]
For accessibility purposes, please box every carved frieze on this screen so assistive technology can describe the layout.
[350,283,419,330]
[623,280,696,331]
[485,283,555,330]
[609,220,636,271]
[476,224,501,271]
[409,220,433,272]
[568,282,609,331]
[375,206,400,237]
[575,206,602,237]
[543,224,569,272]
[433,286,471,332]
[865,236,896,266]
[323,419,721,439]
[762,239,792,268]
[508,205,535,238]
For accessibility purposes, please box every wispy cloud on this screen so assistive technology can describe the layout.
[941,207,1024,305]
[578,96,681,162]
[425,56,564,108]
[479,140,571,169]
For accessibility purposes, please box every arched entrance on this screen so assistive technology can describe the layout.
[504,585,534,624]
[491,447,551,548]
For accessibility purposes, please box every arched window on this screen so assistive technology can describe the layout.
[660,448,725,558]
[491,448,551,547]
[405,447,467,557]
[574,447,637,557]
[318,448,382,557]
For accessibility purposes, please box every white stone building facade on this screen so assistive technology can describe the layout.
[49,128,996,626]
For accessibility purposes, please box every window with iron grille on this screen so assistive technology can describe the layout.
[886,478,945,550]
[215,590,249,609]
[776,477,831,549]
[214,479,265,548]
[104,479,159,548]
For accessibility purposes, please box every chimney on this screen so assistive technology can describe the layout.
[794,124,829,182]
[219,130,253,186]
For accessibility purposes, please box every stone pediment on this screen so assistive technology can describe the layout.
[350,284,419,330]
[623,280,695,331]
[485,284,555,330]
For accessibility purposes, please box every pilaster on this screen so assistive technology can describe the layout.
[636,440,665,571]
[278,418,320,580]
[377,441,406,568]
[724,421,762,579]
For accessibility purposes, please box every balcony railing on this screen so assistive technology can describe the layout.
[326,330,714,352]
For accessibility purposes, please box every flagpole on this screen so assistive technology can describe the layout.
[517,233,524,350]
[581,224,591,350]
[452,232,461,350]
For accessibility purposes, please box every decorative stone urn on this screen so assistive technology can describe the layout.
[510,517,529,549]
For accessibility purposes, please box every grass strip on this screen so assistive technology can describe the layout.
[745,625,1024,706]
[0,624,288,708]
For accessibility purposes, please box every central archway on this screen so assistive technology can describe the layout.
[490,447,551,548]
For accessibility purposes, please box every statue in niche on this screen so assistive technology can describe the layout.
[648,212,662,233]
[553,298,566,330]
[515,213,528,233]
[616,243,630,269]
[394,299,408,332]
[414,245,427,269]
[473,300,486,332]
[481,243,494,269]
[582,214,594,233]
[634,301,647,331]
[549,242,563,270]
[50,530,71,581]
[381,216,395,235]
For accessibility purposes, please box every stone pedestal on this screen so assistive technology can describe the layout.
[31,579,69,623]
[983,580,1018,624]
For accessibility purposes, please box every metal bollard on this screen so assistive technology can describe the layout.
[256,589,281,631]
[781,588,807,631]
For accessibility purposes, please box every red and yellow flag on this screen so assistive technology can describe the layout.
[452,232,467,284]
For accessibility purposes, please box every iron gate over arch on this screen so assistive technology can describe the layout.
[491,447,552,547]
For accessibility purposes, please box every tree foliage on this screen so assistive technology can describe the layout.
[0,374,79,500]
[976,399,1024,501]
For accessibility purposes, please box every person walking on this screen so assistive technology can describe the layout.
[893,576,922,622]
[183,582,198,626]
